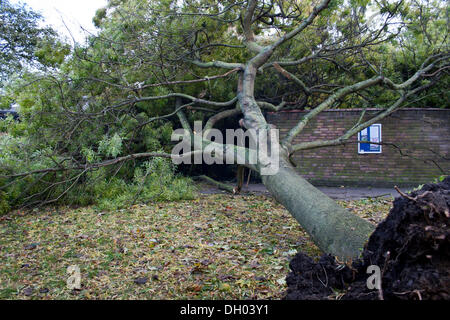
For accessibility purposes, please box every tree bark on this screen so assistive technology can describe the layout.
[262,162,375,260]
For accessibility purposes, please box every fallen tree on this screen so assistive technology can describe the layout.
[1,0,449,260]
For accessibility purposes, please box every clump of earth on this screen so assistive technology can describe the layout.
[285,177,450,300]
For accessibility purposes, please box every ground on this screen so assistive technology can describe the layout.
[199,182,399,200]
[0,192,393,300]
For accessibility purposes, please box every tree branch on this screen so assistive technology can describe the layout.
[291,82,437,153]
[189,60,244,70]
[282,76,384,146]
[272,62,311,95]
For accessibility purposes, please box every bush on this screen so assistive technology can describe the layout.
[0,130,196,214]
[0,74,196,215]
[69,157,197,212]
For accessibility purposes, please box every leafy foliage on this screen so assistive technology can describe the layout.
[0,0,69,83]
[0,129,195,214]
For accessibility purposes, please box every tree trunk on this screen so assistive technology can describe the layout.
[262,162,375,260]
[237,53,375,260]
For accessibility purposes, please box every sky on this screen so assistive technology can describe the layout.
[11,0,108,44]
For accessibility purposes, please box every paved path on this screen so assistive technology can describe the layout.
[199,183,400,200]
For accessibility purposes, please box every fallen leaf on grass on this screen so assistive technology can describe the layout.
[0,193,391,300]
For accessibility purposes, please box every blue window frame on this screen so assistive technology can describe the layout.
[358,124,382,154]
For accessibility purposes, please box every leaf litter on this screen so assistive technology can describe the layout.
[0,193,392,299]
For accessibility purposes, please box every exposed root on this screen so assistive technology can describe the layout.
[285,177,450,300]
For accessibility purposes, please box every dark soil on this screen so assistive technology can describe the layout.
[285,177,450,300]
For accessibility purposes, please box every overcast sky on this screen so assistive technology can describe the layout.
[11,0,108,44]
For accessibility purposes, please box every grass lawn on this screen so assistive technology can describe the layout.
[0,193,392,300]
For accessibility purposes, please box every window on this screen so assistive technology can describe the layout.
[358,124,382,154]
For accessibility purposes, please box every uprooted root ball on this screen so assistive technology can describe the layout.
[285,177,450,300]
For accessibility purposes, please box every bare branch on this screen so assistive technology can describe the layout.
[189,60,245,70]
[291,81,439,153]
[272,62,311,95]
[283,76,384,146]
[257,100,287,111]
[242,0,264,53]
[282,53,449,147]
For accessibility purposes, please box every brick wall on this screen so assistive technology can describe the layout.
[267,109,450,187]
